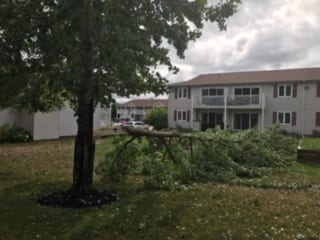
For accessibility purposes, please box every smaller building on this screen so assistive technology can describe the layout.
[0,103,111,140]
[116,99,168,121]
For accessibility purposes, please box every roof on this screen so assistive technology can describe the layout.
[170,68,320,87]
[118,99,168,107]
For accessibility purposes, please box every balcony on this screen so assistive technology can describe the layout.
[193,94,265,109]
[117,109,146,115]
[130,109,146,115]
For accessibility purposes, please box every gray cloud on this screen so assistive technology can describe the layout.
[168,0,320,83]
[121,0,320,101]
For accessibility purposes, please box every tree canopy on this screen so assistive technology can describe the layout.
[0,0,240,111]
[0,0,241,203]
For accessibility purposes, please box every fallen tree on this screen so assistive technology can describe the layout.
[120,126,236,163]
[97,126,298,189]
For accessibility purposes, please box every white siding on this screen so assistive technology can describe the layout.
[15,111,34,135]
[95,106,111,129]
[33,112,60,140]
[59,104,77,137]
[168,88,192,129]
[301,82,320,135]
[0,109,16,126]
[0,104,112,140]
[93,107,101,130]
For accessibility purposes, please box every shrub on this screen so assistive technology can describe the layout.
[0,124,32,143]
[144,107,168,130]
[312,130,320,137]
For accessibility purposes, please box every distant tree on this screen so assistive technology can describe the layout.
[0,0,241,205]
[145,107,168,130]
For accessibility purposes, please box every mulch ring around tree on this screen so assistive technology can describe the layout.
[37,190,119,208]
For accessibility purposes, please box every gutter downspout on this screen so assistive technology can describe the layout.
[191,95,194,130]
[224,93,227,129]
[261,93,265,132]
[301,80,305,138]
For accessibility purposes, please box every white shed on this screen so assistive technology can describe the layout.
[0,104,111,140]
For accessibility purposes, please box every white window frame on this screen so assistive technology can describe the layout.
[232,112,259,130]
[201,87,224,96]
[277,111,291,125]
[177,110,187,121]
[234,86,260,96]
[278,84,292,97]
[178,87,188,98]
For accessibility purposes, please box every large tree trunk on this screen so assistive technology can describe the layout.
[70,0,95,195]
[71,98,95,194]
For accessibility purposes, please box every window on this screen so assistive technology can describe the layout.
[235,88,242,95]
[243,88,250,95]
[209,88,216,96]
[177,110,187,121]
[182,111,187,120]
[316,112,320,127]
[202,88,224,106]
[278,84,292,97]
[234,87,260,95]
[233,87,260,105]
[278,112,291,125]
[201,88,224,96]
[252,87,259,95]
[202,89,208,96]
[233,113,258,130]
[178,88,188,98]
[201,112,224,130]
[217,89,224,95]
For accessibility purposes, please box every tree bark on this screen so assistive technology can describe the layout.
[70,0,95,195]
[71,98,95,194]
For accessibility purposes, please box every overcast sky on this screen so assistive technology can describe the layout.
[166,0,320,83]
[118,0,320,102]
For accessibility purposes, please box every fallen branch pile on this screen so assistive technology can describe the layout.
[118,127,238,163]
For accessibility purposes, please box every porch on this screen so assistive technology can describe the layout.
[192,109,265,132]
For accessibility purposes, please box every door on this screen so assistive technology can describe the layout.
[233,113,258,130]
[201,112,223,131]
[201,113,208,131]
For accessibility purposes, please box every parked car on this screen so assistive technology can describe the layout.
[123,121,149,129]
[111,118,132,126]
[111,120,122,127]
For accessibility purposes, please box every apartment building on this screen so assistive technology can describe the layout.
[168,68,320,136]
[116,99,168,121]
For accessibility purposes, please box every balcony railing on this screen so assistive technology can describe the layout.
[116,109,146,115]
[130,109,146,115]
[228,95,260,106]
[194,94,265,108]
[201,96,224,106]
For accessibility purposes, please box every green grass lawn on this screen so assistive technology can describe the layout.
[300,137,320,150]
[1,139,320,239]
